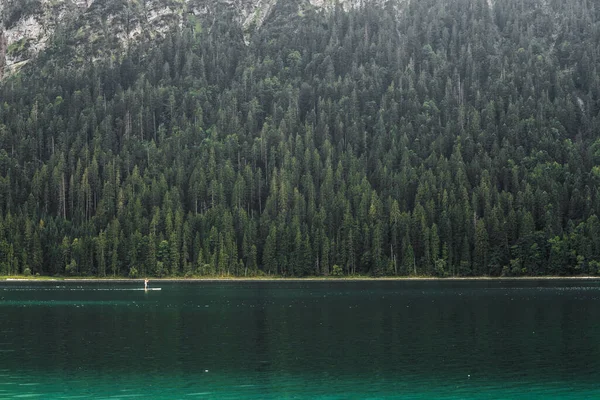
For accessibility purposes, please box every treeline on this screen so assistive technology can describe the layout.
[0,0,600,277]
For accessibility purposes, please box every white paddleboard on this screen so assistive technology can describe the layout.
[144,288,161,291]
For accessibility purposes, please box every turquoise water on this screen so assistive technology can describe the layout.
[1,280,600,399]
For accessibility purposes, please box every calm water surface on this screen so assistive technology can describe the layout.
[1,280,600,399]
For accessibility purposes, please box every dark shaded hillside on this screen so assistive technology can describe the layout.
[0,0,599,277]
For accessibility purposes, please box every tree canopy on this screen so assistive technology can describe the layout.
[1,0,599,277]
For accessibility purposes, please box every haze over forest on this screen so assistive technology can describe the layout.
[0,0,599,278]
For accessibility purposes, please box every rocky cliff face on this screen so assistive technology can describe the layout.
[0,1,3,76]
[1,0,394,78]
[2,0,93,76]
[0,31,6,80]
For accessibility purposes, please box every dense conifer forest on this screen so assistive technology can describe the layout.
[1,0,599,277]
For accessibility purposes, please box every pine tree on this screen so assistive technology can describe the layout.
[474,219,489,275]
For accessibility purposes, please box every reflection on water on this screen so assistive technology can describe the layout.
[1,280,600,399]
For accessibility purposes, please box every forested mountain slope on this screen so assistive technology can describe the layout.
[0,0,599,277]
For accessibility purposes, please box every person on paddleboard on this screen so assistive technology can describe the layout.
[144,279,149,290]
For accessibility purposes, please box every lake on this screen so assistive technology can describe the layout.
[1,279,600,399]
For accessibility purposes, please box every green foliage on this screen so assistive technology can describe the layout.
[434,259,447,277]
[332,265,343,276]
[7,38,32,58]
[65,260,78,276]
[1,0,600,277]
[590,260,600,275]
[4,0,42,28]
[128,267,139,279]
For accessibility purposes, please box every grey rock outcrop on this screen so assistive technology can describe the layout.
[1,0,398,78]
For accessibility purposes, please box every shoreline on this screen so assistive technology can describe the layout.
[2,276,600,283]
